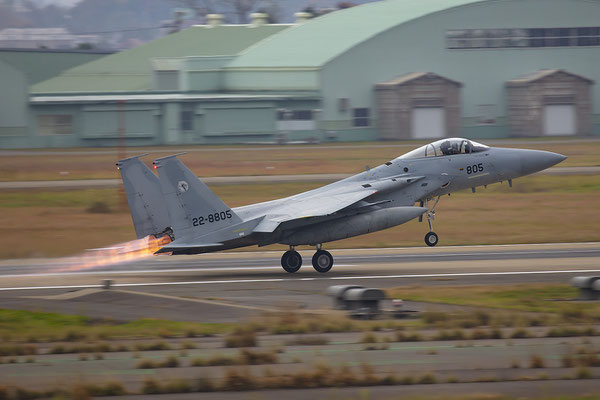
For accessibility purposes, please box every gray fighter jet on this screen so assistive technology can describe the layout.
[117,138,566,273]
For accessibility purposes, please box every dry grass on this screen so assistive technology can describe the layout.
[1,139,597,182]
[0,139,598,259]
[1,186,598,259]
[224,327,257,348]
[389,284,600,318]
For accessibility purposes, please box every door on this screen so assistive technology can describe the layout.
[411,107,445,139]
[543,104,576,136]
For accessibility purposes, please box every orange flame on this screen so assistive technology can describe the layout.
[58,234,172,272]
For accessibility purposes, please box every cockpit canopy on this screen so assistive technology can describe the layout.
[398,138,489,160]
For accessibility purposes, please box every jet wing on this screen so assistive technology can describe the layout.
[253,187,377,233]
[253,175,424,233]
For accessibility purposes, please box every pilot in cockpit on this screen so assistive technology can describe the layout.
[440,140,459,155]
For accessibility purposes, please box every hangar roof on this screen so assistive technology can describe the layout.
[0,49,110,84]
[227,0,482,69]
[31,24,289,94]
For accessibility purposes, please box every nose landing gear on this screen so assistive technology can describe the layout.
[421,196,440,247]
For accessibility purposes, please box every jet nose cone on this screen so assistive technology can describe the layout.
[521,150,567,175]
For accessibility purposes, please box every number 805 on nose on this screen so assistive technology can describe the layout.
[466,163,484,175]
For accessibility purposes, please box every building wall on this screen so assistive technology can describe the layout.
[320,0,600,139]
[0,50,111,148]
[0,61,28,138]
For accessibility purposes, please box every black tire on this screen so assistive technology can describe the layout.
[312,250,333,273]
[281,250,302,273]
[425,231,439,247]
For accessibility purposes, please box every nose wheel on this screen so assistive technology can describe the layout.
[421,196,441,247]
[425,231,439,247]
[281,247,302,273]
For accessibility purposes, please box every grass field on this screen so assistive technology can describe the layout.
[389,284,598,316]
[0,309,231,342]
[0,139,598,258]
[0,282,596,342]
[1,138,598,181]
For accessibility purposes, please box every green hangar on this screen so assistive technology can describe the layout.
[7,0,600,148]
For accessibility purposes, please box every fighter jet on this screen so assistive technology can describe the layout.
[117,138,566,273]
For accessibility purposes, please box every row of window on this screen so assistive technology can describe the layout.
[37,107,372,135]
[38,115,73,135]
[446,27,600,49]
[277,108,371,127]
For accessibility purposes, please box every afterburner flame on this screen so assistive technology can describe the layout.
[59,234,172,272]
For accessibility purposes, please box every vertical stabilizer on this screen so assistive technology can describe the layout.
[154,154,242,240]
[117,154,171,239]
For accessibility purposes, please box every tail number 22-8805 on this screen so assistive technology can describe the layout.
[192,210,232,226]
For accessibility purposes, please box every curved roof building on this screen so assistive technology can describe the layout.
[6,0,600,148]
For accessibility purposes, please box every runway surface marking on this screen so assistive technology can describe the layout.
[1,248,597,278]
[2,268,600,291]
[0,265,355,278]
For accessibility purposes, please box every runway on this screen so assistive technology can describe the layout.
[0,242,598,322]
[1,242,599,287]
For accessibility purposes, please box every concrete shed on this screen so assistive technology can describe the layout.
[376,72,462,140]
[507,69,594,137]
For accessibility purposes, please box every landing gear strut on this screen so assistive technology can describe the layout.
[281,246,302,273]
[422,196,440,247]
[312,244,333,273]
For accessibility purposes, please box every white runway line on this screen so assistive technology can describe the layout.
[0,265,356,278]
[2,268,600,291]
[2,248,597,278]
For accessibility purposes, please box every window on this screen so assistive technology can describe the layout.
[277,110,313,120]
[446,26,600,49]
[180,104,194,131]
[276,109,315,131]
[352,108,370,127]
[38,114,73,135]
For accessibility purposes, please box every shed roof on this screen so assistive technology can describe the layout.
[506,69,594,86]
[376,72,462,87]
[227,0,483,69]
[31,24,289,94]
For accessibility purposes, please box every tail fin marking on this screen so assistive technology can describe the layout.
[154,155,242,240]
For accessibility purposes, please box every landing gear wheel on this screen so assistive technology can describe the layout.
[425,232,439,247]
[312,250,333,273]
[281,250,302,273]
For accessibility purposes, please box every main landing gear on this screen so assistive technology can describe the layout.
[281,247,302,273]
[420,196,440,247]
[281,244,334,273]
